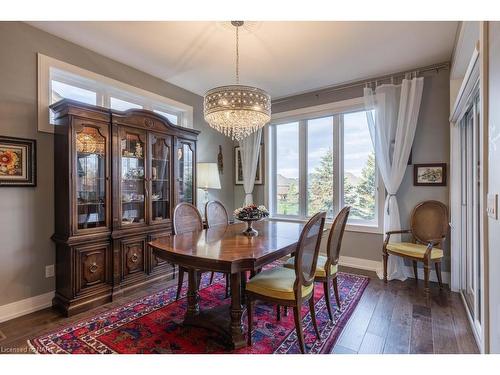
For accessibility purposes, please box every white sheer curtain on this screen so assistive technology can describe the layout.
[364,77,424,281]
[239,129,262,205]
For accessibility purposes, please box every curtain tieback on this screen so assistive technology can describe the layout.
[387,194,396,215]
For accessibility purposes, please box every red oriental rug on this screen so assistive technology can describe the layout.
[28,267,369,354]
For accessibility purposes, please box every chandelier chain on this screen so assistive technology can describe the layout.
[235,25,239,84]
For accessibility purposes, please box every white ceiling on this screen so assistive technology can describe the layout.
[28,21,458,98]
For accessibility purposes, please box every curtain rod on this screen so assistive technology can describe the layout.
[272,61,450,104]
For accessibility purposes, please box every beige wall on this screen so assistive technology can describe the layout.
[0,22,235,306]
[260,68,451,268]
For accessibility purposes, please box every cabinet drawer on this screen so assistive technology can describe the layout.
[75,242,111,295]
[121,236,147,278]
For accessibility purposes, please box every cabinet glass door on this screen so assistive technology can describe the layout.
[76,126,107,230]
[150,134,171,223]
[120,129,146,226]
[177,140,194,204]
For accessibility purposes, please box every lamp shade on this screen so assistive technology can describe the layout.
[197,163,221,190]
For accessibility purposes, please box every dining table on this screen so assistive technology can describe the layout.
[149,219,309,349]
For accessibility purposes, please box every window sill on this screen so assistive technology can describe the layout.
[268,216,383,235]
[345,224,383,235]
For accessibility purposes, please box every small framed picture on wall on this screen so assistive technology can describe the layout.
[234,145,264,185]
[0,136,37,187]
[413,163,446,186]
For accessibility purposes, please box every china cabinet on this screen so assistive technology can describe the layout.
[51,99,199,316]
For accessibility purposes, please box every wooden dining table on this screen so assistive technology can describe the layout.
[149,219,308,349]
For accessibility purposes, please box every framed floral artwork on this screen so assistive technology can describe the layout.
[0,136,36,187]
[413,163,446,186]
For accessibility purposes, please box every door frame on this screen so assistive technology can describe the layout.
[449,40,489,353]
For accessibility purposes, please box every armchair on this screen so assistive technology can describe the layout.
[383,200,449,294]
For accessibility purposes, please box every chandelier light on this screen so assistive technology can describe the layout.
[203,21,271,141]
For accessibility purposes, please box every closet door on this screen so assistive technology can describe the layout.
[459,94,482,335]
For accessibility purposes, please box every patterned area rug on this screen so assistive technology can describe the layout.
[28,267,369,354]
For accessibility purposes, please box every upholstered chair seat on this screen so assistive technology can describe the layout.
[245,267,314,300]
[386,242,444,260]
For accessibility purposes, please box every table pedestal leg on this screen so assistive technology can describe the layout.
[182,269,246,349]
[186,268,199,317]
[230,272,246,348]
[240,271,247,304]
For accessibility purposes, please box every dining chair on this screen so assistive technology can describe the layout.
[173,202,209,300]
[204,200,230,297]
[284,206,350,321]
[383,200,449,295]
[245,211,326,353]
[205,200,229,228]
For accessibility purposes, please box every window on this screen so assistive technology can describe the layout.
[307,116,334,218]
[275,122,299,215]
[343,111,377,224]
[110,97,143,111]
[38,53,193,133]
[268,100,383,232]
[153,109,178,125]
[52,80,97,105]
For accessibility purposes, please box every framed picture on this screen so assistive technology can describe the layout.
[413,163,446,186]
[0,136,37,187]
[234,145,264,185]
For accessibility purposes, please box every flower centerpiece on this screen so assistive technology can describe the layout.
[234,204,269,237]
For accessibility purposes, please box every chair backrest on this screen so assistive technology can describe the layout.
[294,212,326,291]
[410,200,449,246]
[205,200,228,228]
[326,206,350,268]
[173,202,203,235]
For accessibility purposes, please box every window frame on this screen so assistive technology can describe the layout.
[265,97,385,234]
[38,53,193,133]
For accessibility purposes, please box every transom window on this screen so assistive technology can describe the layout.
[38,53,193,133]
[49,67,180,125]
[268,104,383,232]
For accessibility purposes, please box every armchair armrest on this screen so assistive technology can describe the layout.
[425,236,446,247]
[383,229,411,248]
[385,229,411,236]
[423,236,446,259]
[383,229,411,253]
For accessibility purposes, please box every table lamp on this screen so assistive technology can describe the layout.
[197,162,221,209]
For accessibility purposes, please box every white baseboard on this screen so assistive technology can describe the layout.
[403,265,450,285]
[338,255,450,285]
[0,291,54,323]
[339,255,382,273]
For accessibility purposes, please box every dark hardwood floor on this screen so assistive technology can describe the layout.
[334,267,478,354]
[0,266,479,354]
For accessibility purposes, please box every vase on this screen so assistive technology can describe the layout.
[238,218,260,237]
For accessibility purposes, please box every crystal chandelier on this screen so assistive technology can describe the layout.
[203,21,271,141]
